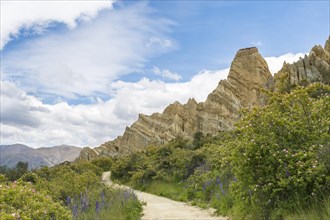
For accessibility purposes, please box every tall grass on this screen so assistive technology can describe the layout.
[282,197,330,220]
[137,181,188,202]
[68,187,142,220]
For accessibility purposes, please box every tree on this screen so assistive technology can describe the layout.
[231,83,330,218]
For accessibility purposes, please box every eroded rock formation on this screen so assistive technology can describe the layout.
[274,37,330,88]
[77,37,330,161]
[78,47,272,160]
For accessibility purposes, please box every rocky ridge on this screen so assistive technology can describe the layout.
[274,37,330,88]
[78,37,330,161]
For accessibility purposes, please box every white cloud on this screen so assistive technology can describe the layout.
[146,37,173,48]
[0,0,115,49]
[0,69,227,147]
[152,67,182,81]
[2,2,175,99]
[1,50,305,148]
[265,52,306,74]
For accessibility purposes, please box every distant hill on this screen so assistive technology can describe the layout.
[0,144,81,169]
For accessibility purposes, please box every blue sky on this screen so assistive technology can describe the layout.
[146,0,329,80]
[1,0,329,147]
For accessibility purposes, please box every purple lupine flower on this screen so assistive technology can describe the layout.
[215,193,221,201]
[96,201,100,213]
[215,176,221,185]
[80,192,83,207]
[202,180,212,192]
[66,196,71,206]
[219,182,225,195]
[85,189,89,205]
[284,163,291,177]
[100,191,105,208]
[82,195,88,212]
[286,169,291,178]
[72,204,78,218]
[123,190,131,200]
[202,182,207,191]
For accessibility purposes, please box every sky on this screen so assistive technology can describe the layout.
[1,0,329,148]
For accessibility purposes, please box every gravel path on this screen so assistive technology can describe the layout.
[102,172,227,220]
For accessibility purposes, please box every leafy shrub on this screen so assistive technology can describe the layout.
[230,83,330,218]
[91,157,113,172]
[108,83,330,219]
[0,181,71,219]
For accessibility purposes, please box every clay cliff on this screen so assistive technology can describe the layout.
[77,37,330,161]
[274,37,330,89]
[77,47,272,160]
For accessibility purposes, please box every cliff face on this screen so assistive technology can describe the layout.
[78,38,330,161]
[274,37,330,87]
[78,47,272,160]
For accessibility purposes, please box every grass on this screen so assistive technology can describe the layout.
[282,198,330,220]
[139,181,188,202]
[68,187,143,220]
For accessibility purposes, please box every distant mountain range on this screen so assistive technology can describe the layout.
[0,144,81,169]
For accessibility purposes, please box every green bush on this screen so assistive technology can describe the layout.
[110,83,329,219]
[0,181,71,219]
[230,83,330,218]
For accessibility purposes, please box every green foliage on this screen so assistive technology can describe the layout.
[1,159,142,220]
[111,83,330,220]
[0,174,7,182]
[0,161,29,181]
[229,83,330,219]
[141,181,188,201]
[193,131,205,149]
[90,157,113,172]
[111,138,206,186]
[0,181,71,219]
[66,187,142,220]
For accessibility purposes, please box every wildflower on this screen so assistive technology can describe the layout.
[72,204,78,218]
[123,190,131,200]
[96,201,100,213]
[202,180,212,192]
[215,176,221,185]
[66,196,71,206]
[285,169,291,178]
[100,191,105,207]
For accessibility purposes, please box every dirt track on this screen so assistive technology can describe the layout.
[102,172,227,220]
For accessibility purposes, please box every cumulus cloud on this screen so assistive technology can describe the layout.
[152,67,182,81]
[1,47,305,148]
[0,0,115,49]
[0,68,227,147]
[265,52,305,74]
[2,2,175,99]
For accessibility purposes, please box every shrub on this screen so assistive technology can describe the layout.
[0,181,71,219]
[230,83,330,218]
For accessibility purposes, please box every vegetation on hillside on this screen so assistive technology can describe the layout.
[111,83,330,219]
[1,83,329,219]
[0,157,142,220]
